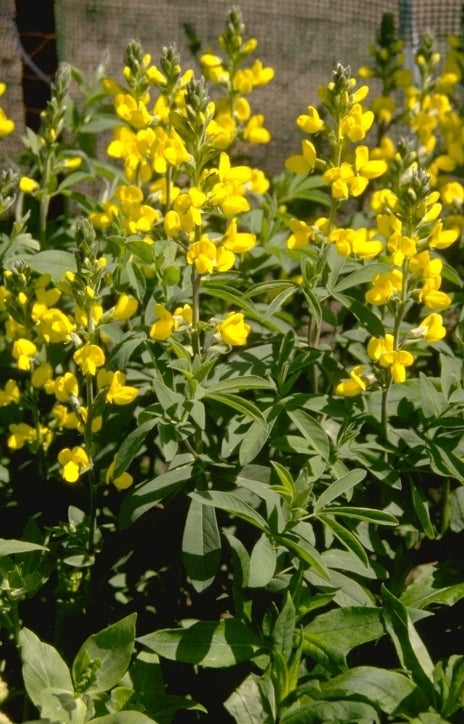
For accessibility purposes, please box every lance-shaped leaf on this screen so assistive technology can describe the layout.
[138,619,267,668]
[182,498,221,593]
[19,628,74,717]
[190,490,269,532]
[314,469,366,512]
[381,586,435,699]
[320,665,421,716]
[72,613,136,694]
[0,539,48,557]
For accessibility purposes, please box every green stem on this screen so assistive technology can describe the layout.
[84,372,98,557]
[39,192,50,247]
[381,375,392,449]
[441,477,451,536]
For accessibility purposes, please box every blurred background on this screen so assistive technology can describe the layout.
[1,0,463,173]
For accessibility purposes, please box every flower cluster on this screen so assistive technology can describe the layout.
[0,83,15,138]
[284,49,460,397]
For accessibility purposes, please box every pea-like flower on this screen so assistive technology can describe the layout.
[99,370,138,405]
[367,334,414,383]
[0,380,20,406]
[335,365,367,397]
[413,313,446,342]
[12,338,37,371]
[58,446,90,483]
[74,343,106,375]
[217,312,251,346]
[106,460,134,490]
[149,304,176,341]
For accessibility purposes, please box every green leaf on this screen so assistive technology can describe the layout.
[107,334,145,371]
[318,514,368,565]
[189,490,268,532]
[333,291,385,336]
[440,352,462,401]
[130,651,206,722]
[401,561,464,611]
[138,619,267,668]
[0,539,48,557]
[277,532,330,580]
[113,418,158,479]
[427,440,464,483]
[282,699,380,723]
[125,261,146,301]
[205,392,267,425]
[304,607,384,659]
[27,250,77,281]
[442,655,464,718]
[333,263,391,293]
[272,593,296,660]
[182,498,221,593]
[286,408,330,460]
[314,469,366,512]
[205,375,275,394]
[72,613,136,694]
[248,533,277,588]
[321,506,398,525]
[321,666,419,715]
[119,462,194,527]
[19,628,74,712]
[411,483,436,539]
[239,420,271,465]
[419,373,443,419]
[302,286,323,331]
[381,586,435,696]
[224,673,271,724]
[90,714,158,723]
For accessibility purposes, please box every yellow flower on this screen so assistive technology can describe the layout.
[414,313,446,343]
[35,307,75,343]
[217,312,251,346]
[329,227,383,259]
[19,176,39,194]
[429,220,459,250]
[285,139,317,174]
[367,334,414,383]
[174,304,193,325]
[58,446,90,483]
[8,423,37,450]
[62,156,82,170]
[74,343,106,375]
[31,362,53,389]
[365,270,403,305]
[115,92,153,128]
[113,294,139,320]
[243,114,271,144]
[149,304,176,341]
[52,372,79,402]
[296,105,324,134]
[12,338,37,371]
[0,108,15,137]
[187,238,217,275]
[340,103,374,141]
[335,365,366,397]
[0,380,20,406]
[223,218,256,253]
[104,370,138,405]
[387,234,417,266]
[287,217,329,250]
[51,404,80,430]
[106,460,134,490]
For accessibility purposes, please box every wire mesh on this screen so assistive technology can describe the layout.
[1,1,464,171]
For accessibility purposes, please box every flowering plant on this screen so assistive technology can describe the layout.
[1,7,464,723]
